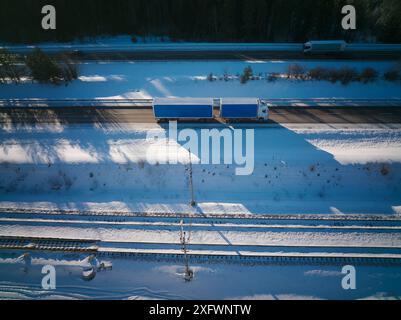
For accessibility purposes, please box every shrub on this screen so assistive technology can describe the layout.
[26,49,78,85]
[61,61,79,82]
[287,64,306,80]
[223,69,230,81]
[240,66,253,84]
[267,72,280,82]
[381,165,390,176]
[308,66,380,84]
[207,73,215,82]
[360,67,379,83]
[384,69,400,82]
[0,49,25,84]
[26,49,64,84]
[325,69,339,83]
[329,67,359,85]
[308,67,330,81]
[58,53,79,82]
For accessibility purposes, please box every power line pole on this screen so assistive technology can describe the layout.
[188,148,196,207]
[180,220,193,282]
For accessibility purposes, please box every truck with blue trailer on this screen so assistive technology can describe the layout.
[303,40,347,54]
[219,98,269,121]
[153,98,214,121]
[152,97,269,122]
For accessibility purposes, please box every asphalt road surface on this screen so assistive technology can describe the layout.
[4,43,401,60]
[1,107,401,125]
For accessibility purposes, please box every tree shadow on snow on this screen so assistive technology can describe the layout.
[0,120,400,216]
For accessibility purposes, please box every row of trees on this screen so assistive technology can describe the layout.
[286,63,401,84]
[207,64,401,85]
[0,0,401,44]
[0,49,78,84]
[0,51,23,83]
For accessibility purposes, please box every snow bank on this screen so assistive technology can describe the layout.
[1,60,400,100]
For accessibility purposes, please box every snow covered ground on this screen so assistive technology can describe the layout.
[0,122,400,215]
[0,252,400,300]
[1,53,401,300]
[1,114,401,301]
[1,60,400,100]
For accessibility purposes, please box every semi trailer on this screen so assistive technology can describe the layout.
[153,97,269,122]
[153,98,214,121]
[303,40,347,54]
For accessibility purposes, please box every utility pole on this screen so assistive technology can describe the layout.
[188,148,196,207]
[180,220,193,282]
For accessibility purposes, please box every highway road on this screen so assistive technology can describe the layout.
[3,42,401,54]
[2,43,401,60]
[1,106,401,125]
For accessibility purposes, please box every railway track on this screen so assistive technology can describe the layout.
[0,236,99,253]
[1,235,401,266]
[99,251,401,267]
[2,216,401,232]
[1,211,401,266]
[2,207,401,224]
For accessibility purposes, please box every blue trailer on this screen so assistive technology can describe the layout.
[220,98,269,121]
[153,98,214,121]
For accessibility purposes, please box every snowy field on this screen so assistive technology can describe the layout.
[1,252,401,300]
[1,60,401,100]
[0,122,400,215]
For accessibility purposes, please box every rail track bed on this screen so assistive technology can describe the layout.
[1,210,401,266]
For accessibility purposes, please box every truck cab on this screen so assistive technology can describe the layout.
[257,100,269,121]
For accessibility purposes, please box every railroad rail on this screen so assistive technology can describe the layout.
[99,251,401,267]
[0,236,99,253]
[2,207,401,222]
[1,235,400,266]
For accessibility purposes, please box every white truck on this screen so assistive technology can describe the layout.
[219,98,269,121]
[304,40,347,54]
